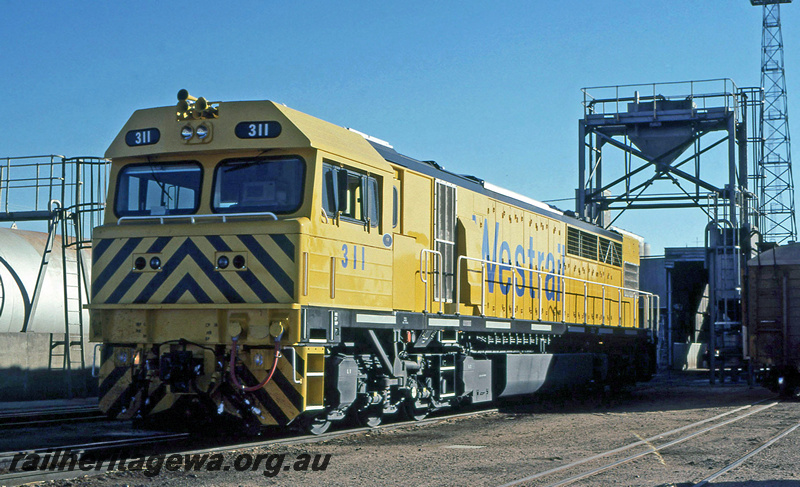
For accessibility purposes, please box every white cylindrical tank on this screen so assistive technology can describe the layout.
[0,228,91,333]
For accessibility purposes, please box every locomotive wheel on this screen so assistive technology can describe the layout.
[355,406,383,428]
[306,415,332,435]
[403,399,429,421]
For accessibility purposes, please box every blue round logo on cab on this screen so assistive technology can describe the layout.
[383,234,392,247]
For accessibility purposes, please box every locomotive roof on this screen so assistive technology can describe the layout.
[369,141,622,241]
[106,100,393,175]
[106,94,624,242]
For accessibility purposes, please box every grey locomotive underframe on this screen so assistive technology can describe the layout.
[299,306,656,420]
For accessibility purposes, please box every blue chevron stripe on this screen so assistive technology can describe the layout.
[92,239,114,264]
[237,269,277,303]
[132,239,247,304]
[107,271,143,304]
[164,273,212,303]
[238,235,295,298]
[92,238,143,299]
[245,368,291,424]
[205,235,232,252]
[146,236,172,254]
[94,234,293,304]
[269,234,295,260]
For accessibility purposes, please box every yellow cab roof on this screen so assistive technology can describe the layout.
[105,99,392,174]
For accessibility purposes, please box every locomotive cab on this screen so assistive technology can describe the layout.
[91,94,394,430]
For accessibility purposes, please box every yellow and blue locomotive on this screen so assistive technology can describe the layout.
[90,91,657,433]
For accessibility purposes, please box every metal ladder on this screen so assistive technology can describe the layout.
[706,194,744,383]
[47,205,91,396]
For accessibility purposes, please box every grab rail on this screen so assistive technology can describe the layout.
[117,211,278,225]
[420,249,443,313]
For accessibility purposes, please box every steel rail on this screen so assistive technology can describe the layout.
[539,402,780,487]
[0,432,190,465]
[0,406,498,486]
[0,404,103,428]
[0,404,98,419]
[179,407,500,458]
[0,432,190,486]
[691,419,800,487]
[0,413,107,429]
[498,398,778,487]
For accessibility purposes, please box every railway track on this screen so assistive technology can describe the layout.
[1,394,792,486]
[0,406,498,486]
[498,397,795,486]
[0,431,191,486]
[690,418,800,487]
[0,403,104,429]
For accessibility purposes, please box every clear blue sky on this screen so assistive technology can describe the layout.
[2,1,797,254]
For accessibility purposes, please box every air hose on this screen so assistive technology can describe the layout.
[229,336,281,392]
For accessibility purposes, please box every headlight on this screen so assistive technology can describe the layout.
[134,257,146,270]
[196,125,209,139]
[217,256,229,269]
[181,126,193,140]
[233,255,246,269]
[150,257,161,270]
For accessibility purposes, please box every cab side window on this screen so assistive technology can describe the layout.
[322,162,379,227]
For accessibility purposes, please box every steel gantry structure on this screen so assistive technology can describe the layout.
[752,0,797,244]
[577,80,758,383]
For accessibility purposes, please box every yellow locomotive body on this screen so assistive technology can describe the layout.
[90,93,656,432]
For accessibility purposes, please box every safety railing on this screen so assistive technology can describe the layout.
[0,155,108,241]
[581,79,740,119]
[421,251,659,331]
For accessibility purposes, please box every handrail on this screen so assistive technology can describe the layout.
[420,249,443,313]
[283,346,303,384]
[450,254,659,330]
[91,343,103,378]
[117,211,278,225]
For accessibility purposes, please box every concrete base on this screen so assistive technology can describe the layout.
[0,332,96,400]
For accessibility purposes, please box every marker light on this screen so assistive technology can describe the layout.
[233,255,246,269]
[150,257,161,270]
[181,126,194,140]
[217,256,230,269]
[134,257,146,270]
[196,125,209,139]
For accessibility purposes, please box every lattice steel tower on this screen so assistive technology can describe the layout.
[752,0,797,243]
